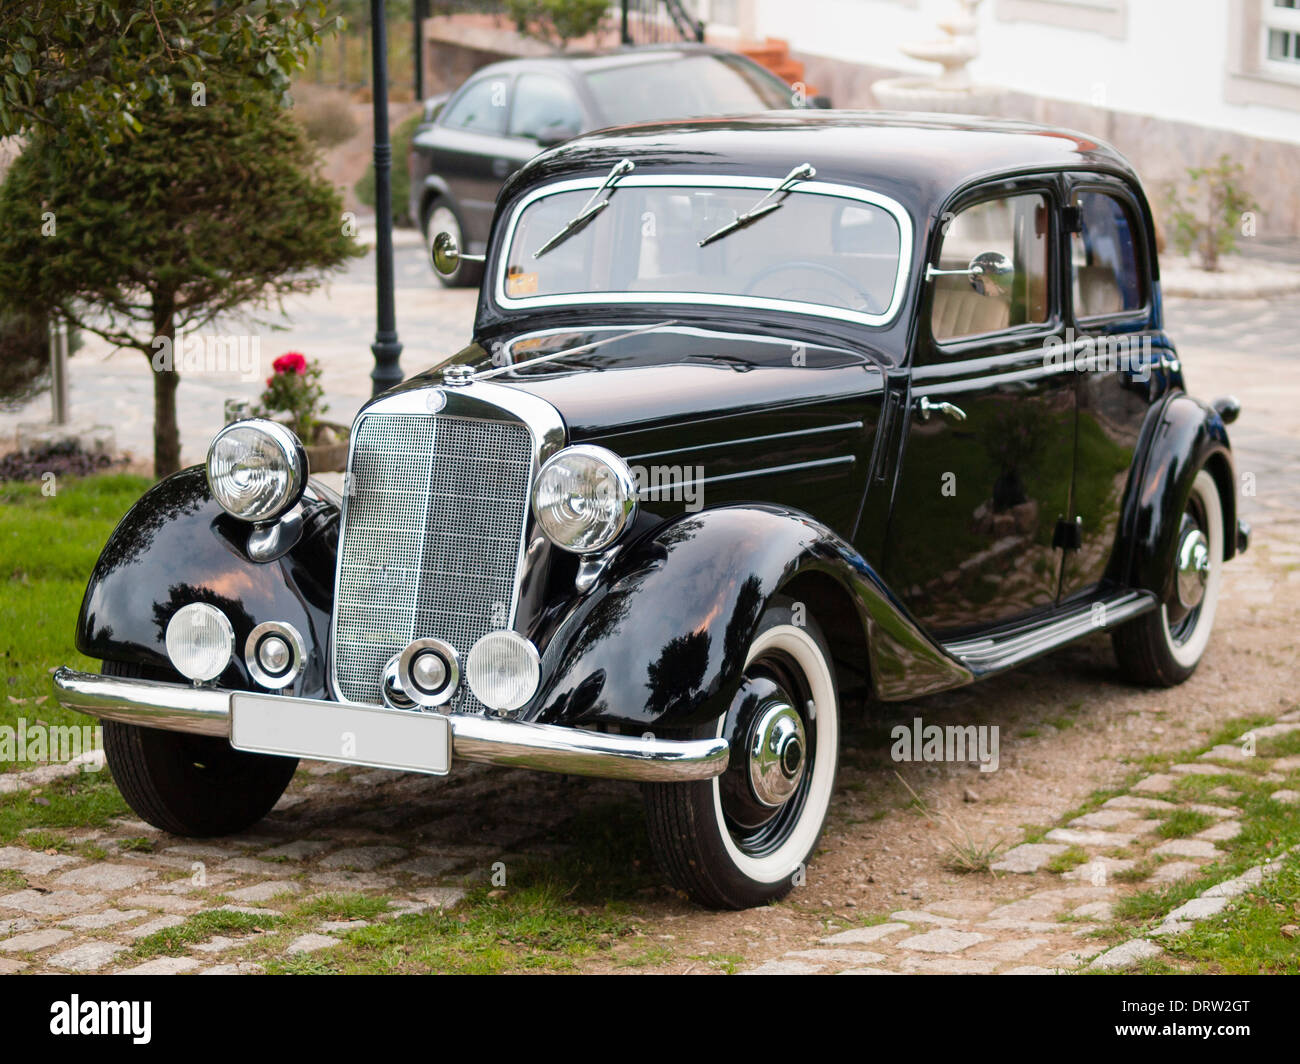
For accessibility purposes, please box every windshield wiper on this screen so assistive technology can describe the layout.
[475,320,679,380]
[697,163,815,248]
[533,158,635,259]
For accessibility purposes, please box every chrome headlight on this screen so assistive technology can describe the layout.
[531,444,636,553]
[206,419,307,523]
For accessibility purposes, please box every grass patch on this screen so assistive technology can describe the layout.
[0,474,150,772]
[0,773,130,845]
[1046,846,1089,874]
[1157,853,1300,974]
[116,836,156,854]
[132,908,283,960]
[1156,808,1216,839]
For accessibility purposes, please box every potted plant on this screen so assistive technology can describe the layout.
[255,351,349,472]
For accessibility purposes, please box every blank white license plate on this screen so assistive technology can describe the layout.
[230,693,452,775]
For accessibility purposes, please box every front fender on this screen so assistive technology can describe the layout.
[75,467,339,696]
[528,506,971,731]
[1112,391,1236,597]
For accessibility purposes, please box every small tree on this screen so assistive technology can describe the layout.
[0,87,362,477]
[505,0,608,50]
[1165,155,1258,272]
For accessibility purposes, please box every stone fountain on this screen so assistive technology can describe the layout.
[872,0,1005,115]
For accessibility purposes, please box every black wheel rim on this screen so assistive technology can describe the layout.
[719,649,818,860]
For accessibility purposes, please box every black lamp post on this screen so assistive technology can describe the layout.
[369,0,404,397]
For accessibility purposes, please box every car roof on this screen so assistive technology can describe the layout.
[465,42,742,79]
[509,111,1143,219]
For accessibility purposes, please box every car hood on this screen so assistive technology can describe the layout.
[425,324,886,448]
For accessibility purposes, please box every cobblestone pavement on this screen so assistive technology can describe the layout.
[0,290,1296,974]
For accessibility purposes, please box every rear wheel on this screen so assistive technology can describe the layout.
[1112,468,1224,687]
[643,602,840,909]
[100,660,298,837]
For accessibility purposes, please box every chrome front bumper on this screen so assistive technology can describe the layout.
[51,667,729,783]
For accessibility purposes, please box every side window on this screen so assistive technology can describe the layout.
[442,77,509,135]
[931,193,1051,343]
[1071,190,1143,318]
[508,74,584,141]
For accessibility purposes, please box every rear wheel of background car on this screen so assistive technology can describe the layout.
[1112,468,1224,687]
[425,202,482,288]
[100,660,298,837]
[642,601,840,910]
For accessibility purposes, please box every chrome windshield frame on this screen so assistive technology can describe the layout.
[493,173,914,328]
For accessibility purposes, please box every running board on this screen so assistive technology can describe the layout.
[942,589,1158,675]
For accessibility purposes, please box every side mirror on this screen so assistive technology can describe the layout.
[431,231,484,277]
[967,251,1014,296]
[925,250,1014,295]
[534,122,578,148]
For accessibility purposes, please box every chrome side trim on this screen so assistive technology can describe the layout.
[638,455,854,499]
[494,174,914,328]
[624,421,864,462]
[52,667,729,782]
[942,590,1157,674]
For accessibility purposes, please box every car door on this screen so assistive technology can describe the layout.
[431,73,517,248]
[1057,174,1167,602]
[882,178,1077,636]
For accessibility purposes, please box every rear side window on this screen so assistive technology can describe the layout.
[931,193,1052,342]
[442,77,509,134]
[1071,190,1143,318]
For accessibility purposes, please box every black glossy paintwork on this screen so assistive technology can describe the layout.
[524,505,970,731]
[73,113,1243,727]
[75,469,338,698]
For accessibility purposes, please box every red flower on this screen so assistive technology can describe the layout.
[273,351,308,375]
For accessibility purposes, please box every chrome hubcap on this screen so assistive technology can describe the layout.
[749,701,807,807]
[1176,526,1210,610]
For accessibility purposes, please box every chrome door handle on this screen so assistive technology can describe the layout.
[917,396,967,422]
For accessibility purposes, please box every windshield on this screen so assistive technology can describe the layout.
[497,179,910,325]
[585,54,794,125]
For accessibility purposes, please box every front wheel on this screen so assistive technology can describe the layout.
[1112,468,1225,687]
[101,661,298,837]
[642,602,840,909]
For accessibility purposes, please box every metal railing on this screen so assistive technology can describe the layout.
[619,0,705,44]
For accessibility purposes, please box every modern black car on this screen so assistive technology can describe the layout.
[408,43,826,285]
[56,113,1248,910]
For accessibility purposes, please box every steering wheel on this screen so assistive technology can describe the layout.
[743,260,878,313]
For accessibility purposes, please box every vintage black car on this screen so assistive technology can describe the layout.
[408,43,824,286]
[55,113,1248,909]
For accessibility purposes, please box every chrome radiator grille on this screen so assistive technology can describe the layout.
[332,412,534,708]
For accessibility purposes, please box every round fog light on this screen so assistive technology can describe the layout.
[397,638,460,708]
[244,621,306,690]
[466,631,541,714]
[166,603,235,682]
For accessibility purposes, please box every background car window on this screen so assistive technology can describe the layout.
[442,77,509,134]
[509,74,584,141]
[1071,190,1143,317]
[931,193,1051,342]
[586,54,793,125]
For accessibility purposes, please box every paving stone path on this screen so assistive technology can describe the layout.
[742,709,1300,974]
[0,760,618,974]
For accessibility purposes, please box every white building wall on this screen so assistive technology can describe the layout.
[751,0,1300,145]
